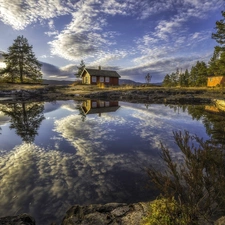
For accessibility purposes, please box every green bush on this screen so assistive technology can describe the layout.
[142,196,190,225]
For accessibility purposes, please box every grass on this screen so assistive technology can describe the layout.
[0,82,47,91]
[0,82,225,99]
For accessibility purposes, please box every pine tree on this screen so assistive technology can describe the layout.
[163,74,171,87]
[183,69,189,87]
[189,61,208,86]
[212,11,225,47]
[208,46,225,76]
[209,11,225,77]
[1,36,42,83]
[196,61,208,86]
[76,60,85,78]
[170,72,178,86]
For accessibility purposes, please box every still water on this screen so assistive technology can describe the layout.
[0,100,224,224]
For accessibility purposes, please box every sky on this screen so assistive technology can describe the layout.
[0,0,224,83]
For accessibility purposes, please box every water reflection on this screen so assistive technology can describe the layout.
[77,100,120,121]
[0,102,45,143]
[0,100,224,225]
[82,100,120,116]
[168,104,225,146]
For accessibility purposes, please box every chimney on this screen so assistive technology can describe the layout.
[99,65,101,70]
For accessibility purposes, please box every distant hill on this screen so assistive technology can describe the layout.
[152,82,162,86]
[43,78,141,85]
[119,79,142,85]
[119,79,162,86]
[42,79,74,85]
[42,79,162,86]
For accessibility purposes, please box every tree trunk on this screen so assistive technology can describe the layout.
[19,64,23,83]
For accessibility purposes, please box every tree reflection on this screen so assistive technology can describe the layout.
[1,102,45,143]
[166,104,225,147]
[76,105,86,122]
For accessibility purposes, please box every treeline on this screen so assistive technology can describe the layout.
[163,10,225,87]
[163,61,208,87]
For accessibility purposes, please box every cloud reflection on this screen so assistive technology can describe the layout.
[0,111,10,126]
[0,112,159,224]
[0,102,209,224]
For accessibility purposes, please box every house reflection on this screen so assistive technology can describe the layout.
[205,101,225,114]
[81,100,120,117]
[205,105,220,113]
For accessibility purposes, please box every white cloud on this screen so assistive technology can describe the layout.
[0,0,73,30]
[40,54,47,58]
[41,61,76,80]
[47,0,128,64]
[0,111,10,126]
[45,31,59,37]
[48,19,55,30]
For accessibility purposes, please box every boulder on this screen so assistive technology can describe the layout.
[215,216,225,225]
[61,202,149,225]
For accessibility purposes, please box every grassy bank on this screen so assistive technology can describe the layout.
[0,83,225,100]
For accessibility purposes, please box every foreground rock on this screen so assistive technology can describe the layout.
[1,203,225,225]
[0,203,148,225]
[61,202,149,225]
[0,213,35,225]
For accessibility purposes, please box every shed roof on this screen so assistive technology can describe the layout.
[82,68,121,78]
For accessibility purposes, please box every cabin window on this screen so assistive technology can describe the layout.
[92,102,97,108]
[100,77,104,82]
[105,77,109,82]
[92,76,96,82]
[105,101,110,107]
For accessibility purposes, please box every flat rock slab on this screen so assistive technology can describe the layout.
[61,202,149,225]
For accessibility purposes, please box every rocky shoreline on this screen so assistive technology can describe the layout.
[0,202,149,225]
[0,85,224,104]
[82,89,213,104]
[1,202,225,225]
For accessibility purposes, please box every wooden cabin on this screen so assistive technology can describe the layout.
[207,76,225,87]
[80,67,121,85]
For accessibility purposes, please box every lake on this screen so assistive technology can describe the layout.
[0,100,224,225]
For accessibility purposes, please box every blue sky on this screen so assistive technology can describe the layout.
[0,0,224,83]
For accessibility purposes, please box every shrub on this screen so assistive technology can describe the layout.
[141,196,190,225]
[146,131,225,224]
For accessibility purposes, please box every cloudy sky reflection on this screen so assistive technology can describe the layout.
[0,100,209,225]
